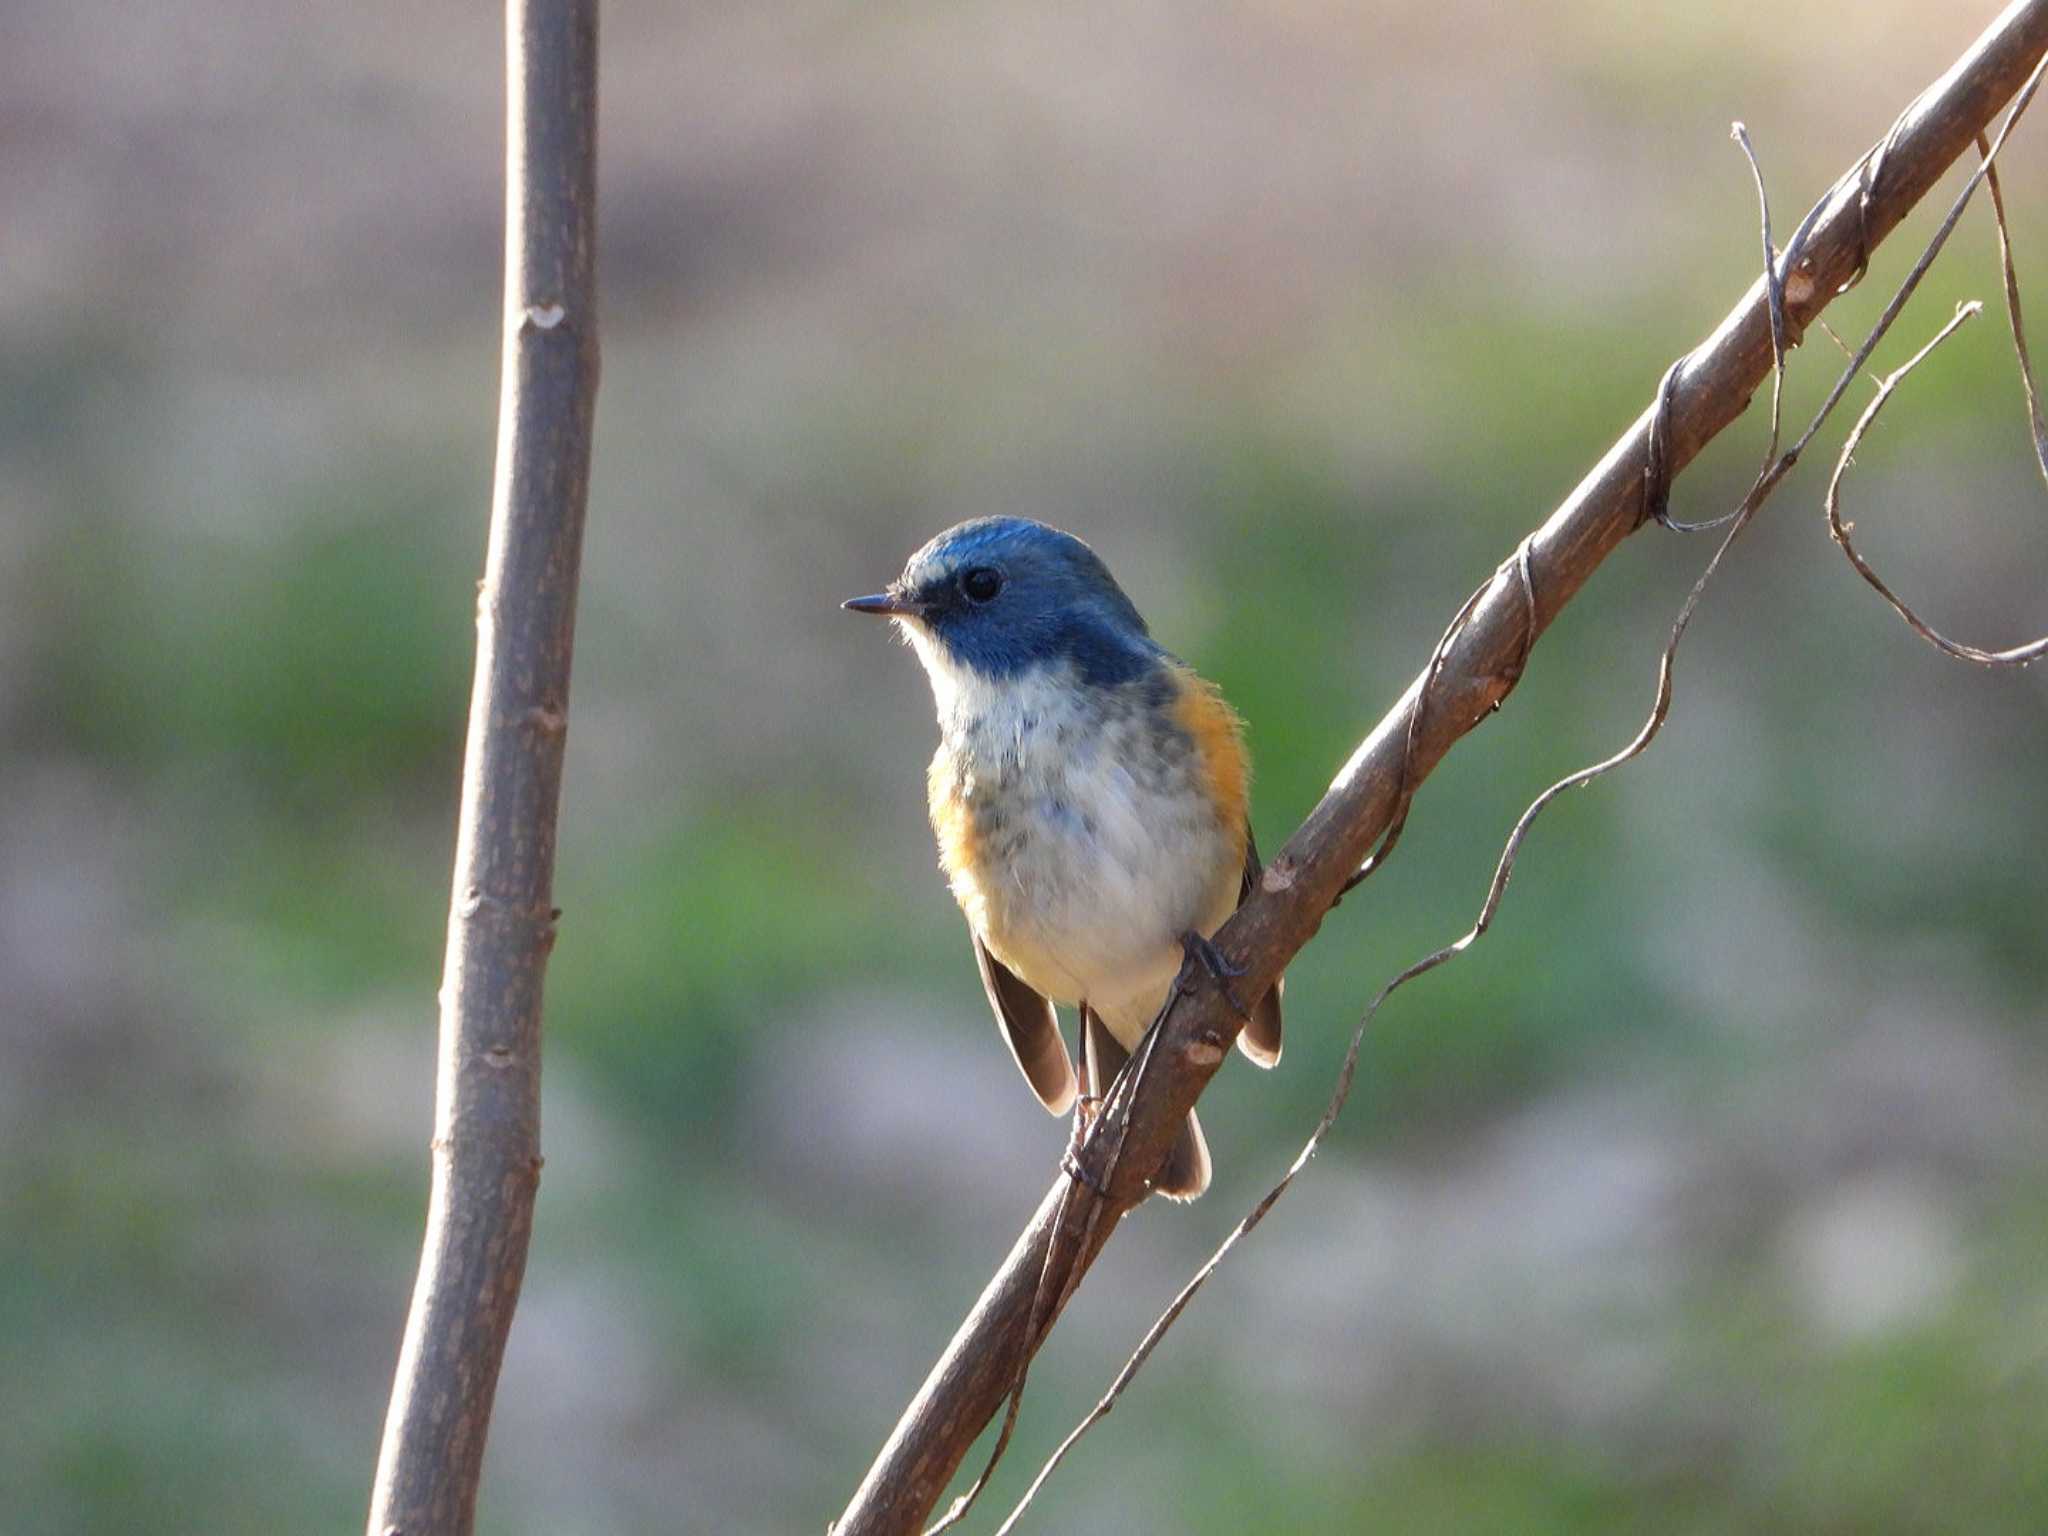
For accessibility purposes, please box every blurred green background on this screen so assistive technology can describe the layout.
[6,2,2048,1532]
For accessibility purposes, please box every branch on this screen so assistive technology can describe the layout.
[367,4,600,1533]
[833,3,2048,1531]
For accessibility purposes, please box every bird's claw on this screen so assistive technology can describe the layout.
[1178,930,1251,1019]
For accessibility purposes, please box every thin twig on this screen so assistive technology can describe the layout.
[1816,318,1865,365]
[1735,121,1791,467]
[1983,142,2048,488]
[1822,116,2048,666]
[1338,562,1528,891]
[1826,302,2048,663]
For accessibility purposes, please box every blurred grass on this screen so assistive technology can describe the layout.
[39,460,473,788]
[6,3,2048,1533]
[548,807,923,1129]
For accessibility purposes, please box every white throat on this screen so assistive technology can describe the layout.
[902,619,996,729]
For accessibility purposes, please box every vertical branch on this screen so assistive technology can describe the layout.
[368,3,599,1534]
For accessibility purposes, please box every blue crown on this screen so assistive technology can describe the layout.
[896,517,1160,685]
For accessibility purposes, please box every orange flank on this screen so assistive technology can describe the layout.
[1170,663,1250,861]
[927,754,992,933]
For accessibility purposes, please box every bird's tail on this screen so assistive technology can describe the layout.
[1154,1107,1212,1202]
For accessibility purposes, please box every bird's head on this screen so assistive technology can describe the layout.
[844,517,1155,695]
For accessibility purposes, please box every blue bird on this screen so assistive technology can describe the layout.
[846,517,1282,1200]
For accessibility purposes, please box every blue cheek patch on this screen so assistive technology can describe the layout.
[934,607,1156,688]
[904,516,1160,687]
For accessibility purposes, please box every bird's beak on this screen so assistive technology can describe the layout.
[843,591,923,618]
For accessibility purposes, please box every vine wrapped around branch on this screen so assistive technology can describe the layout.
[833,4,2048,1532]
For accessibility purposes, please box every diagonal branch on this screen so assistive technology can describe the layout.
[367,3,600,1534]
[833,3,2048,1532]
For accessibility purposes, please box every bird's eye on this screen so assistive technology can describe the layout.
[959,566,1004,604]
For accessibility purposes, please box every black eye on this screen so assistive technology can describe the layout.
[959,566,1004,604]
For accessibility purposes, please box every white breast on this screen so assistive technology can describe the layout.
[916,638,1239,1045]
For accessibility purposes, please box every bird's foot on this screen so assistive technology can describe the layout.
[1071,1092,1103,1132]
[1178,929,1251,1019]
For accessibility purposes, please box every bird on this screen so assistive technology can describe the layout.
[844,516,1282,1200]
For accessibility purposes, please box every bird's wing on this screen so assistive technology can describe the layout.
[974,935,1077,1114]
[1234,826,1284,1067]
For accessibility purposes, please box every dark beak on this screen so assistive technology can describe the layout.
[843,591,922,618]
